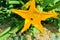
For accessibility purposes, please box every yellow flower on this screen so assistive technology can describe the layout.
[12,0,58,34]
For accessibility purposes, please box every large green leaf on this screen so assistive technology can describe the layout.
[44,1,60,11]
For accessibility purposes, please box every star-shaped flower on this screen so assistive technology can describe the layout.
[12,0,58,34]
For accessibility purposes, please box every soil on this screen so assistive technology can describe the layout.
[0,23,60,40]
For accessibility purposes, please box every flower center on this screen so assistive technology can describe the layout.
[30,18,33,20]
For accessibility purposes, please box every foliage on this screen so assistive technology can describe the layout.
[0,0,60,40]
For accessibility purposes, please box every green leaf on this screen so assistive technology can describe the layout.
[44,1,60,11]
[58,29,60,32]
[18,36,24,40]
[41,0,54,7]
[58,21,60,27]
[46,17,53,23]
[19,0,24,5]
[0,21,24,40]
[53,19,58,26]
[57,16,60,32]
[9,1,20,4]
[0,27,11,36]
[0,0,1,6]
[36,0,40,4]
[9,5,14,9]
[54,0,60,4]
[54,8,60,11]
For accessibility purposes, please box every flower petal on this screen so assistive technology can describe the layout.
[21,19,31,33]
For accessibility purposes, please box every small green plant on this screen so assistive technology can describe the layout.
[0,0,60,40]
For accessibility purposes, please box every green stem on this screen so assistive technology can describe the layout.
[0,27,11,36]
[0,22,24,40]
[9,1,20,4]
[19,0,24,5]
[44,2,60,11]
